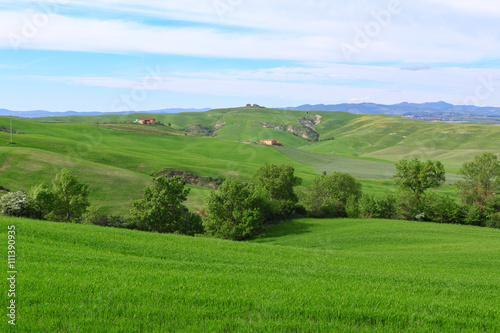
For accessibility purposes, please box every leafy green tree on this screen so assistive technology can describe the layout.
[253,163,302,220]
[0,191,31,217]
[131,176,202,235]
[29,183,55,219]
[46,169,91,221]
[456,152,500,211]
[203,178,266,240]
[393,158,445,211]
[300,172,362,217]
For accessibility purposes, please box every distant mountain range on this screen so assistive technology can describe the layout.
[0,108,211,118]
[285,101,500,117]
[3,102,500,118]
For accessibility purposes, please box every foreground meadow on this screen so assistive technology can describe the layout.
[1,217,499,332]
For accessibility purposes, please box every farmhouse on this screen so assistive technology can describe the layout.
[260,139,282,146]
[136,118,156,124]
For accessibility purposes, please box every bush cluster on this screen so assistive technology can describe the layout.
[0,169,90,222]
[2,153,499,243]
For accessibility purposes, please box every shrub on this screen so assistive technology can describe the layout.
[463,205,489,226]
[80,207,136,229]
[359,192,397,219]
[486,212,500,228]
[422,193,464,224]
[131,176,203,235]
[0,191,31,217]
[345,195,360,218]
[396,191,420,220]
[203,178,265,240]
[300,172,362,218]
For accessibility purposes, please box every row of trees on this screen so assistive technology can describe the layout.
[392,153,500,227]
[129,152,500,240]
[1,153,499,240]
[133,164,303,240]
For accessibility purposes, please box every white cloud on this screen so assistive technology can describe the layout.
[0,0,499,64]
[424,0,500,16]
[2,0,500,109]
[23,63,500,107]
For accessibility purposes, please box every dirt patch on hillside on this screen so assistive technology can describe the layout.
[0,156,13,171]
[154,169,225,189]
[0,126,27,134]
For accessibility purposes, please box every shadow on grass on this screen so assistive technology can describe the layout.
[251,219,314,243]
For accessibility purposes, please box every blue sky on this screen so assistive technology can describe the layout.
[0,0,499,111]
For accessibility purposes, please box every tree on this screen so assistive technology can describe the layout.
[253,163,302,220]
[0,191,31,217]
[203,178,266,240]
[300,172,362,217]
[29,183,55,219]
[393,158,445,211]
[131,176,202,235]
[46,169,91,221]
[456,152,500,211]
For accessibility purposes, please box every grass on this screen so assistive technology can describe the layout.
[0,117,317,214]
[96,123,185,136]
[2,109,499,214]
[274,146,397,179]
[1,216,499,332]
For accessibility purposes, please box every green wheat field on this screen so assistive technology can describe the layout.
[1,217,499,332]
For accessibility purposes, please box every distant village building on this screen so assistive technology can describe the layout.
[246,104,252,107]
[260,139,282,146]
[136,118,156,124]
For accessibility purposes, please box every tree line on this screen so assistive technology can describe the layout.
[1,152,499,240]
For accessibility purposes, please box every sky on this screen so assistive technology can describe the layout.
[0,0,499,112]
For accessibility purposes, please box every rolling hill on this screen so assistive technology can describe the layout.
[1,107,500,214]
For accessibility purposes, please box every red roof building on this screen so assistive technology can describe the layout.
[260,139,282,146]
[137,118,156,124]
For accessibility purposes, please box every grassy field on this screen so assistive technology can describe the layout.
[0,116,317,214]
[1,216,499,332]
[1,108,499,213]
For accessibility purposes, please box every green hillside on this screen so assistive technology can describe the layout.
[30,108,500,164]
[2,108,499,213]
[2,216,499,332]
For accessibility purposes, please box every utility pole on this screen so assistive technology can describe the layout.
[10,115,13,144]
